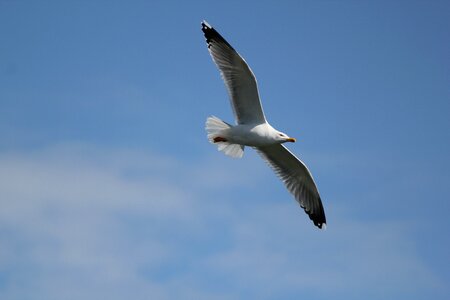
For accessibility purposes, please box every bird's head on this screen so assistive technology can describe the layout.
[276,131,296,143]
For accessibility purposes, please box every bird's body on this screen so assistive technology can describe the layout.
[202,21,327,229]
[217,123,287,147]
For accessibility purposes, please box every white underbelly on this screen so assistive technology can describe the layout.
[227,124,276,147]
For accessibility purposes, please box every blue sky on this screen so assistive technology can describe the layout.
[1,0,449,299]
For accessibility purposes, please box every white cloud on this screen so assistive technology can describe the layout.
[0,143,444,300]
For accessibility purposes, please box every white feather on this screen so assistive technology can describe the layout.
[205,116,244,158]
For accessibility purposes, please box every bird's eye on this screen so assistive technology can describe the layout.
[279,133,284,137]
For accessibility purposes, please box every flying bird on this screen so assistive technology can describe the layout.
[202,21,326,229]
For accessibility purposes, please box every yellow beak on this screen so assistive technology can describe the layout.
[286,137,296,143]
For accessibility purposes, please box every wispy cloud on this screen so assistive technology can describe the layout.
[206,204,443,299]
[0,143,445,300]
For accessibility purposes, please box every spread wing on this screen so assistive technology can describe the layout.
[256,144,326,229]
[202,21,266,125]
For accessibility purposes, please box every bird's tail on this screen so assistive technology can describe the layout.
[205,116,244,158]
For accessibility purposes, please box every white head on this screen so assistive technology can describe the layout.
[275,131,296,143]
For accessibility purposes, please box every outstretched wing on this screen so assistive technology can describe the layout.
[202,21,266,125]
[256,144,326,229]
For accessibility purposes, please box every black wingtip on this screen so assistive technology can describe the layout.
[201,20,211,30]
[201,20,213,37]
[201,20,214,48]
[302,204,326,229]
[313,212,326,229]
[315,221,326,230]
[307,196,326,229]
[201,20,236,51]
[313,214,326,230]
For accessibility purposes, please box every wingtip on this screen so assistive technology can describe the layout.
[200,21,236,51]
[315,219,327,229]
[201,20,219,49]
[307,206,326,229]
[201,20,212,29]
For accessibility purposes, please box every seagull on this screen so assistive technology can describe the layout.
[202,21,326,229]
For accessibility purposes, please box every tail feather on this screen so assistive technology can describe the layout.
[205,116,244,158]
[205,115,231,141]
